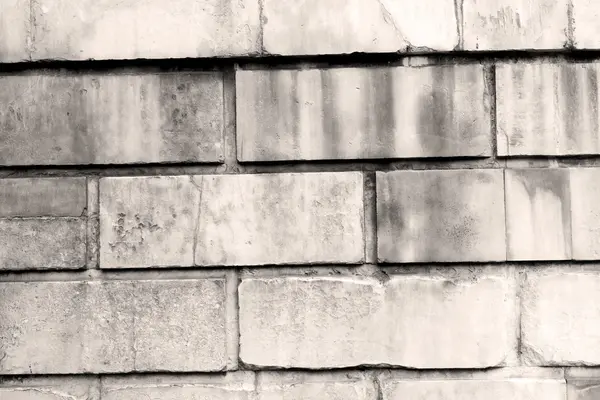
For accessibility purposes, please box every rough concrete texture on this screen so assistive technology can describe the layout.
[0,376,99,400]
[236,65,490,161]
[0,0,29,62]
[377,169,505,263]
[0,279,226,373]
[262,0,458,55]
[101,173,363,267]
[571,168,600,259]
[381,378,566,400]
[0,177,86,217]
[31,0,260,60]
[239,274,514,369]
[505,169,572,260]
[0,218,86,270]
[0,72,223,165]
[521,271,600,365]
[497,62,600,156]
[463,0,569,50]
[195,172,364,265]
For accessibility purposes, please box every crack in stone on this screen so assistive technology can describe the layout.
[375,0,408,48]
[190,176,204,266]
[453,0,464,49]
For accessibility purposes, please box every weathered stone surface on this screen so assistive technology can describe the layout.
[99,176,200,268]
[497,63,600,156]
[377,169,505,263]
[0,377,99,400]
[567,369,600,400]
[262,0,458,55]
[101,373,255,400]
[31,0,260,60]
[239,274,513,369]
[505,169,571,260]
[196,172,364,265]
[257,372,377,400]
[572,0,600,49]
[0,219,86,270]
[0,178,86,217]
[236,65,490,161]
[381,378,565,400]
[0,279,226,373]
[101,173,362,267]
[0,72,223,165]
[571,168,600,259]
[463,0,569,50]
[0,0,29,62]
[521,271,600,365]
[133,280,226,371]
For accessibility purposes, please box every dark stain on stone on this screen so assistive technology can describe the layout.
[363,68,396,157]
[510,168,572,251]
[377,175,405,260]
[254,70,283,160]
[66,78,93,163]
[320,69,342,158]
[289,71,300,157]
[560,64,581,147]
[586,66,599,150]
[417,67,457,155]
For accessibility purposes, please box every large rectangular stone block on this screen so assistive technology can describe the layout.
[521,270,600,365]
[497,62,600,156]
[381,377,565,400]
[0,377,99,400]
[0,72,223,165]
[0,218,86,270]
[262,0,458,55]
[0,279,226,373]
[377,169,506,263]
[101,374,255,400]
[0,177,86,217]
[100,173,364,268]
[0,0,29,62]
[571,168,600,259]
[31,0,260,60]
[237,65,490,161]
[568,369,600,400]
[239,274,514,369]
[463,0,569,50]
[505,169,571,260]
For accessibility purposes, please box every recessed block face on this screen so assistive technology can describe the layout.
[236,65,490,161]
[463,0,569,50]
[239,274,514,369]
[0,279,226,374]
[505,169,572,260]
[0,219,86,270]
[521,271,600,365]
[497,63,600,156]
[377,169,506,263]
[31,0,260,60]
[0,0,29,62]
[0,72,223,165]
[571,168,600,259]
[262,0,458,55]
[381,378,566,400]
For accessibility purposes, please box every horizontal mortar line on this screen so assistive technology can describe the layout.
[0,366,566,380]
[6,49,600,72]
[5,156,600,178]
[1,260,598,282]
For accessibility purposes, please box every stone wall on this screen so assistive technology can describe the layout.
[1,0,599,399]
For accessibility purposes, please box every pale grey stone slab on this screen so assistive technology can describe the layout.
[237,65,490,161]
[0,72,223,165]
